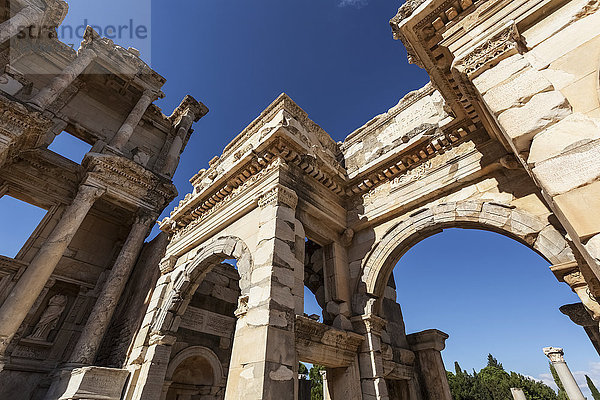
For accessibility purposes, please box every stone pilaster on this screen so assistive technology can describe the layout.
[129,334,176,400]
[0,5,43,45]
[224,184,301,400]
[29,48,97,110]
[110,90,159,151]
[351,314,390,400]
[543,347,585,400]
[68,210,156,365]
[406,329,452,400]
[0,183,105,357]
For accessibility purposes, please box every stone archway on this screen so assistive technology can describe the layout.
[151,236,252,337]
[358,201,576,314]
[163,346,225,400]
[126,235,252,400]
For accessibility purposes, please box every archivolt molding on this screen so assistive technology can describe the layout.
[150,236,251,337]
[166,346,224,386]
[360,201,575,301]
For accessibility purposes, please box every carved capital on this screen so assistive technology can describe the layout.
[134,209,159,227]
[543,347,565,363]
[78,183,106,203]
[351,314,387,335]
[258,184,298,210]
[452,21,524,79]
[159,255,178,275]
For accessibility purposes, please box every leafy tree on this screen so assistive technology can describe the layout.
[486,354,503,370]
[587,375,600,400]
[550,363,569,400]
[298,363,309,377]
[309,364,325,400]
[447,355,558,400]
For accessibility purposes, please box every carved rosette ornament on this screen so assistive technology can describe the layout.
[257,184,298,210]
[452,21,525,79]
[543,347,566,363]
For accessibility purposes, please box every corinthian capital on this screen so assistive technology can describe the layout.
[258,184,298,210]
[543,347,565,363]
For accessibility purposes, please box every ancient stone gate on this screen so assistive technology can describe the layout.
[1,0,600,399]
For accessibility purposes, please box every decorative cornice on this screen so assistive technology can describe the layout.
[452,21,524,79]
[169,95,209,125]
[345,122,471,197]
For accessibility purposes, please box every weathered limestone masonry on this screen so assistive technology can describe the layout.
[0,0,207,399]
[2,0,600,399]
[121,1,600,400]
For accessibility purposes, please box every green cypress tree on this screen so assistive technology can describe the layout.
[586,375,600,400]
[309,364,325,400]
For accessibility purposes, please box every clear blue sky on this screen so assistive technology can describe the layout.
[1,0,597,396]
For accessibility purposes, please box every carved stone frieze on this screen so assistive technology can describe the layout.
[452,22,524,79]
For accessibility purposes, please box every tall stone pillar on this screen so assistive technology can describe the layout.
[352,314,390,400]
[68,211,156,365]
[29,48,97,110]
[0,183,104,355]
[0,5,43,45]
[162,111,194,176]
[543,347,585,400]
[406,330,452,400]
[224,184,301,400]
[510,388,527,400]
[110,90,158,150]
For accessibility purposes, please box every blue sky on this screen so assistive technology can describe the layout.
[1,0,597,396]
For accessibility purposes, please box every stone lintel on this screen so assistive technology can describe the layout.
[295,315,364,368]
[406,329,449,352]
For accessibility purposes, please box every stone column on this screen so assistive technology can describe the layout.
[351,314,390,400]
[322,370,330,400]
[110,90,158,151]
[224,184,301,400]
[0,5,43,45]
[510,388,526,400]
[406,330,452,400]
[162,111,195,176]
[68,211,155,365]
[0,183,104,355]
[543,347,585,400]
[29,48,97,110]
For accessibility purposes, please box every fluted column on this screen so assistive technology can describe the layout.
[68,211,156,365]
[162,111,195,176]
[110,90,158,150]
[0,5,43,45]
[543,347,585,400]
[0,184,105,355]
[29,48,97,110]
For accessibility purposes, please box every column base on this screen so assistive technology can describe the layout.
[45,366,129,400]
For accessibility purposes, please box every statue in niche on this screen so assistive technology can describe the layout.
[27,294,68,341]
